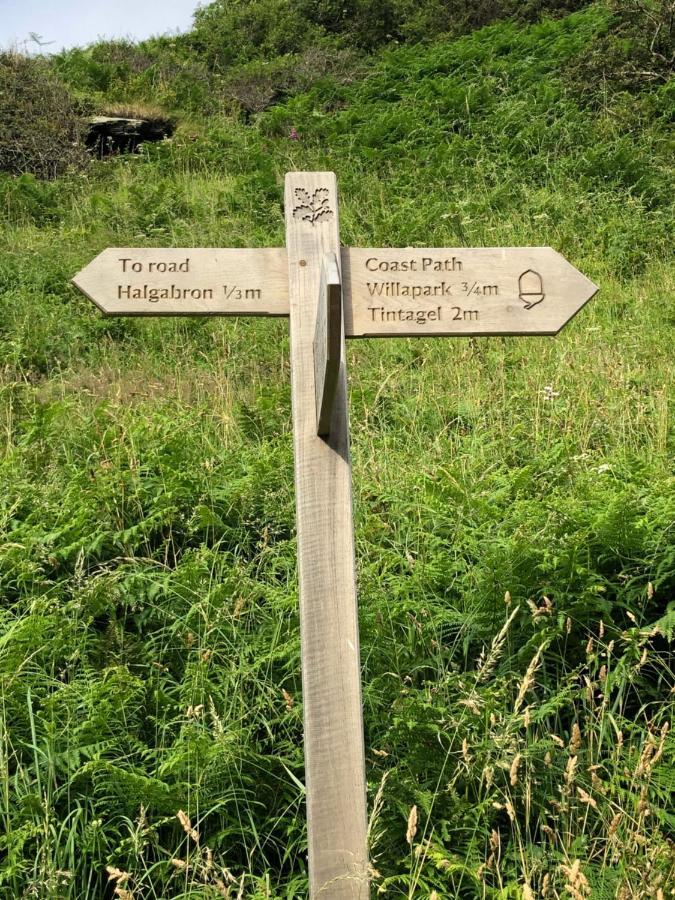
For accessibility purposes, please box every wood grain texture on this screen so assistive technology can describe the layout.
[72,247,288,316]
[342,247,598,336]
[73,244,598,338]
[285,173,369,898]
[314,253,343,437]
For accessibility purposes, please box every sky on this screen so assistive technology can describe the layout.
[0,0,202,52]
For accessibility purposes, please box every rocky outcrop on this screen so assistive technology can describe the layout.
[86,116,174,157]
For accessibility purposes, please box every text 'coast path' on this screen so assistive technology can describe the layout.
[74,246,597,336]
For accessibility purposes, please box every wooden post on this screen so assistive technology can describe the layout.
[285,172,369,898]
[72,171,599,900]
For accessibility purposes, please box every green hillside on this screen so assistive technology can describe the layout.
[1,2,674,897]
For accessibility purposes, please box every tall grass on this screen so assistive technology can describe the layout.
[0,3,673,896]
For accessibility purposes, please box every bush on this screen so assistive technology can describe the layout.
[389,0,593,43]
[190,0,322,70]
[568,0,675,93]
[0,52,88,179]
[219,45,363,117]
[191,0,595,65]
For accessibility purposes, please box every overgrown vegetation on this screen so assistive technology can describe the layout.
[0,52,87,179]
[0,1,674,897]
[570,0,675,92]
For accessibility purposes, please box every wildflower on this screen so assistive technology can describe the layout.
[542,385,559,401]
[289,126,300,140]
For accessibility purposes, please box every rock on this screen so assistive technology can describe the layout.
[86,115,174,157]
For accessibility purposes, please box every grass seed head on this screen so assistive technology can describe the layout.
[510,752,522,786]
[106,867,130,884]
[177,809,199,843]
[406,805,418,845]
[577,787,597,808]
[565,754,578,785]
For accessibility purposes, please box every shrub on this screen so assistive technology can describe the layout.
[191,0,595,64]
[568,0,675,93]
[389,0,593,43]
[219,45,363,117]
[0,52,88,179]
[190,0,322,70]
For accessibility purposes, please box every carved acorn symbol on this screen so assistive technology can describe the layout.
[518,269,545,310]
[293,187,334,225]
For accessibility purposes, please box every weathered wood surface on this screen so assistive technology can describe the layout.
[285,173,369,898]
[72,247,288,316]
[342,247,598,336]
[314,252,343,437]
[74,245,597,337]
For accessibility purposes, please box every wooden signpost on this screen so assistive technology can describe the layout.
[73,171,598,899]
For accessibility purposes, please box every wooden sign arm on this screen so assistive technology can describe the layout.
[314,252,343,437]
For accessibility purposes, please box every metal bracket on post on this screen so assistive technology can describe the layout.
[314,252,342,437]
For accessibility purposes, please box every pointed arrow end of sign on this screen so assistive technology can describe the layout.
[547,250,599,334]
[72,250,116,315]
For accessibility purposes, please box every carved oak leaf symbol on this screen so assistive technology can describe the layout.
[292,187,334,226]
